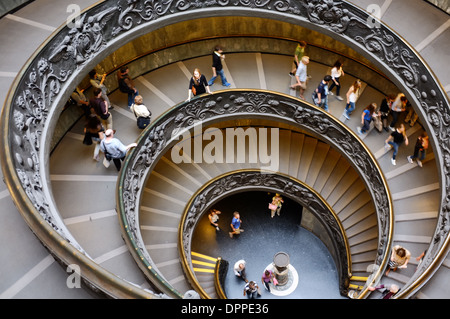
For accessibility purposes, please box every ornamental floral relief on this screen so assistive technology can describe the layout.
[49,6,117,65]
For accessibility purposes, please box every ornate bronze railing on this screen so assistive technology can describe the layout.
[117,89,391,298]
[1,0,448,298]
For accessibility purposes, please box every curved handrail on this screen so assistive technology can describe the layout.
[178,169,352,298]
[1,0,448,298]
[117,89,391,298]
[214,257,228,299]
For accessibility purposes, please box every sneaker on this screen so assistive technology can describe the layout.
[357,127,362,135]
[343,112,350,120]
[389,126,395,132]
[336,96,343,101]
[328,91,334,96]
[391,158,396,165]
[223,83,231,87]
[417,160,423,167]
[407,156,413,164]
[385,143,392,151]
[215,226,220,231]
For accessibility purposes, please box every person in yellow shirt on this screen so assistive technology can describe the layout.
[289,41,307,76]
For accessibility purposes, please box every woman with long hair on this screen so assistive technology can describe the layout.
[358,103,377,134]
[385,124,409,165]
[187,68,211,101]
[328,60,345,101]
[84,114,105,161]
[344,79,362,119]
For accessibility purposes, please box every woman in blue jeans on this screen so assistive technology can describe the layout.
[358,103,377,134]
[385,124,409,166]
[344,79,361,119]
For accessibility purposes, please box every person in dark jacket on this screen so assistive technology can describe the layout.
[90,88,112,130]
[117,66,139,108]
[207,45,231,87]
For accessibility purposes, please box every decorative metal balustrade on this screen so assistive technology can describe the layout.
[0,0,448,298]
[116,89,391,298]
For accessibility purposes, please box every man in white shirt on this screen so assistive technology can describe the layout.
[233,260,248,283]
[290,56,310,99]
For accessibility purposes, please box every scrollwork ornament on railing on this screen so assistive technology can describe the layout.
[355,29,421,97]
[117,90,390,297]
[49,6,117,65]
[12,57,72,235]
[3,0,448,298]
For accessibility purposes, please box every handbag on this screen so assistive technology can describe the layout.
[273,278,278,286]
[103,156,111,168]
[269,203,278,210]
[101,140,112,168]
[137,116,150,129]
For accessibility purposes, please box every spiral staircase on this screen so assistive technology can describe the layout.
[0,0,449,299]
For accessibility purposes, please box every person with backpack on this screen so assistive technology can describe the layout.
[100,129,137,171]
[312,75,332,112]
[117,66,138,108]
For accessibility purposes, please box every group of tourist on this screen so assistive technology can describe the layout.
[208,209,244,239]
[208,193,284,238]
[288,41,429,167]
[77,42,430,172]
[76,45,235,171]
[233,259,278,299]
[77,66,142,171]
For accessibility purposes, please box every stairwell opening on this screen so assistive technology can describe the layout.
[191,191,346,299]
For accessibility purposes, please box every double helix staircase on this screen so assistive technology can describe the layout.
[48,52,439,298]
[0,0,449,299]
